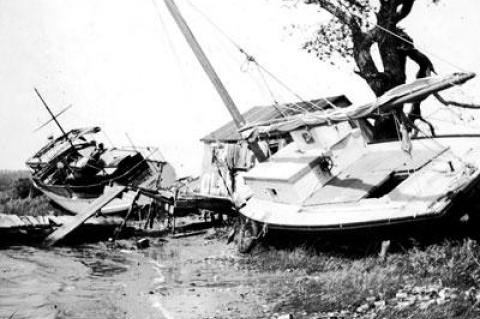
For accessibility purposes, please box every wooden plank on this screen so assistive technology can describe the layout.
[48,216,62,226]
[38,216,49,226]
[20,216,33,227]
[0,214,23,228]
[26,216,40,227]
[43,185,127,246]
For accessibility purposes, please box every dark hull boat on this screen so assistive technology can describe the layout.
[26,127,176,215]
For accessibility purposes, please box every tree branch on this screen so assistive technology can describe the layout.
[404,43,435,77]
[394,0,415,23]
[307,0,362,35]
[435,94,480,109]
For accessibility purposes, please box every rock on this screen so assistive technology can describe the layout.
[460,213,470,223]
[395,292,408,300]
[373,300,386,309]
[436,298,448,305]
[425,287,439,297]
[278,314,294,319]
[439,287,457,300]
[419,299,436,310]
[395,299,415,310]
[412,286,426,295]
[366,296,377,303]
[136,238,150,249]
[417,294,431,302]
[355,303,370,313]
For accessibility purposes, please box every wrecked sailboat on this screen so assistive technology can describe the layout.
[239,72,480,232]
[26,126,176,215]
[161,0,480,243]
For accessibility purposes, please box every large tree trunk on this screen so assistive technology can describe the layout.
[349,0,432,139]
[309,0,435,139]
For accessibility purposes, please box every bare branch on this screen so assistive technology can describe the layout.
[435,94,480,109]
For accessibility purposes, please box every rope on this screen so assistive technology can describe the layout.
[254,64,286,117]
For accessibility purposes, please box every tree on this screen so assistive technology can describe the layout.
[301,0,442,139]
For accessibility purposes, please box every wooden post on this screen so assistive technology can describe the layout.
[113,190,141,240]
[44,185,127,246]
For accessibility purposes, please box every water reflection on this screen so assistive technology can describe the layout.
[0,245,138,319]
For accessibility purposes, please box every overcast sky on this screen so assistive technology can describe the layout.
[0,0,479,176]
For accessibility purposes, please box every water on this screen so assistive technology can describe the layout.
[0,244,158,319]
[0,235,283,319]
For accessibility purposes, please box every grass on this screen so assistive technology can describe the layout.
[0,195,56,216]
[0,170,58,216]
[240,230,480,318]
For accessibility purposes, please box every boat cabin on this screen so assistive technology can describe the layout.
[198,96,352,197]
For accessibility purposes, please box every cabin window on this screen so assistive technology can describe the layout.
[301,131,315,144]
[269,143,279,155]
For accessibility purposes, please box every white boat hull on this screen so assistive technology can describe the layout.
[240,136,480,231]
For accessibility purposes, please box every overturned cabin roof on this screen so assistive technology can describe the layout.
[200,95,351,143]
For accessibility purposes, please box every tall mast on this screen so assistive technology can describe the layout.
[163,0,267,162]
[34,88,75,149]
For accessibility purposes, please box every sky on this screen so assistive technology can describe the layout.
[0,0,479,176]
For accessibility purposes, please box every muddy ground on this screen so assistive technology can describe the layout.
[3,216,480,319]
[139,230,294,319]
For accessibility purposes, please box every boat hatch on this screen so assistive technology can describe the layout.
[303,143,447,205]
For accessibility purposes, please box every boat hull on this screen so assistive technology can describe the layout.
[33,180,144,215]
[240,136,480,231]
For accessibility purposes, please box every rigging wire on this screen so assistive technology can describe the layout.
[342,4,468,73]
[151,0,195,95]
[254,64,286,117]
[154,0,313,116]
[181,0,336,114]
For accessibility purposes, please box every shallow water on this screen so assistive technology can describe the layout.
[0,235,291,319]
[0,244,157,319]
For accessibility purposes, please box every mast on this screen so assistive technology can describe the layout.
[34,88,75,149]
[163,0,267,162]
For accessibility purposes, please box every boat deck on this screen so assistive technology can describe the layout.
[304,144,447,205]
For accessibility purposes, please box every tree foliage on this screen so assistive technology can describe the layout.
[303,0,439,95]
[300,0,442,138]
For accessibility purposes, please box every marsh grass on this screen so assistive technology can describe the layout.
[0,170,58,216]
[0,195,55,216]
[242,234,480,317]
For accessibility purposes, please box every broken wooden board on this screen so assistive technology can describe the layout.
[0,213,123,231]
[43,185,127,247]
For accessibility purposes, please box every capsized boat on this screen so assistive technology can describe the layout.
[239,72,480,232]
[26,126,177,214]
